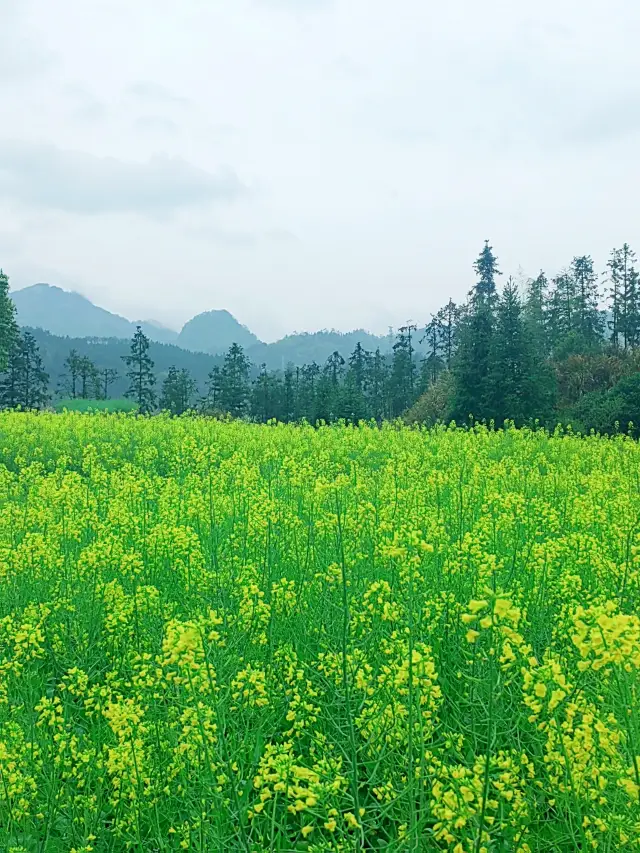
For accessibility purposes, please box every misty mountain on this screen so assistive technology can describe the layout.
[178,309,261,355]
[12,282,417,368]
[12,284,181,345]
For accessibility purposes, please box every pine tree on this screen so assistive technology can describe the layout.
[524,271,549,351]
[299,362,320,422]
[608,244,639,350]
[0,269,19,373]
[122,326,156,414]
[160,366,196,415]
[452,240,501,421]
[547,271,576,352]
[606,248,623,350]
[219,343,250,418]
[0,338,23,408]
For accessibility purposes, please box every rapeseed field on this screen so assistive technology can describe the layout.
[0,412,639,851]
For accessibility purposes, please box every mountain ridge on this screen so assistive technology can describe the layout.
[12,283,408,368]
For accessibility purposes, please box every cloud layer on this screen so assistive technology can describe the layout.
[0,141,246,215]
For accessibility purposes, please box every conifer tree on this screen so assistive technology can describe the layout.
[0,269,18,373]
[219,343,250,418]
[160,365,196,415]
[390,325,417,416]
[571,255,604,348]
[368,348,388,422]
[61,349,82,399]
[436,299,460,368]
[122,326,156,414]
[485,276,548,424]
[452,240,500,421]
[282,365,296,422]
[99,367,119,400]
[203,366,222,413]
[0,331,49,409]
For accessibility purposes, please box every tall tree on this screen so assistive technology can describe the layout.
[60,349,82,399]
[368,348,388,422]
[219,343,251,418]
[99,367,119,400]
[0,269,19,373]
[0,331,49,410]
[435,299,459,368]
[421,316,444,388]
[122,326,156,414]
[571,255,604,348]
[251,363,281,423]
[608,244,639,351]
[390,325,417,416]
[202,365,222,413]
[160,365,196,415]
[78,355,99,399]
[485,276,552,424]
[452,240,501,421]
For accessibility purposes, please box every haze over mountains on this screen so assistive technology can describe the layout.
[12,284,403,369]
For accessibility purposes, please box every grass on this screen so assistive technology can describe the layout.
[0,412,638,851]
[53,398,138,413]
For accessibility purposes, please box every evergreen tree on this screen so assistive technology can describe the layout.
[160,366,196,415]
[251,364,281,423]
[452,240,501,421]
[122,326,156,414]
[20,331,49,409]
[608,244,639,350]
[485,277,548,424]
[60,349,82,399]
[571,255,604,348]
[524,271,549,354]
[368,348,388,421]
[436,299,460,368]
[99,367,119,400]
[299,362,320,422]
[547,271,576,351]
[0,269,19,373]
[219,343,250,418]
[390,325,417,416]
[0,331,49,409]
[421,316,444,387]
[282,364,296,422]
[203,366,222,413]
[78,355,99,399]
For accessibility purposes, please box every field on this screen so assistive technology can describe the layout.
[0,413,639,852]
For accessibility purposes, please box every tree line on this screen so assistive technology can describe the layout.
[2,242,640,431]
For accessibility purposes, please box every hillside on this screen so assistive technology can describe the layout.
[177,309,261,355]
[11,283,410,366]
[26,327,225,399]
[12,284,180,345]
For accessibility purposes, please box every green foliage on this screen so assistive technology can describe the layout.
[0,268,19,372]
[0,330,49,410]
[160,365,197,415]
[122,326,156,414]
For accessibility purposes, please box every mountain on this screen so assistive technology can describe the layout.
[11,282,412,367]
[247,329,396,370]
[12,284,182,345]
[13,284,134,340]
[177,309,261,355]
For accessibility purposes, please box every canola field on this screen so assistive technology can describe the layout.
[0,412,639,853]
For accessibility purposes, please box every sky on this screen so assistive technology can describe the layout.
[1,0,640,341]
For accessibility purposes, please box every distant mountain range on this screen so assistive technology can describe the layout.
[12,283,410,369]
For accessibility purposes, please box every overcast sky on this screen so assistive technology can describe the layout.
[1,0,640,340]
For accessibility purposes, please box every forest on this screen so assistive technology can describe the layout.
[2,240,640,433]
